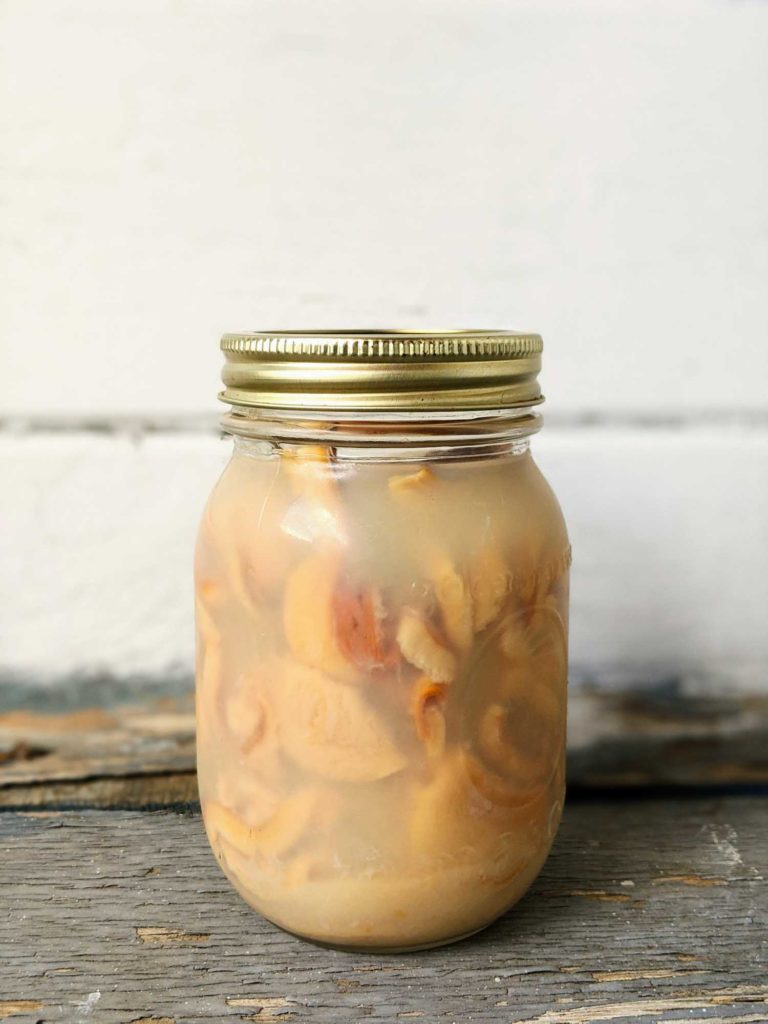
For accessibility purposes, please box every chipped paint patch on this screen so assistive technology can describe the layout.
[591,968,708,982]
[559,889,632,903]
[709,824,744,867]
[652,875,727,887]
[227,997,294,1018]
[335,979,361,993]
[0,1003,43,1019]
[74,991,101,1016]
[0,708,117,732]
[136,927,209,945]
[227,997,292,1008]
[519,984,768,1023]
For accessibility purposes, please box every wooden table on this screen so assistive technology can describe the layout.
[1,682,766,1024]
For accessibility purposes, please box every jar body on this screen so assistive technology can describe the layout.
[195,424,569,951]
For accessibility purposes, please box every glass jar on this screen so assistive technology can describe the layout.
[195,330,570,951]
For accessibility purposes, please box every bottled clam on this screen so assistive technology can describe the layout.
[196,330,570,950]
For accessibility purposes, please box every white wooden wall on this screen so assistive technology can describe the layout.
[2,0,767,694]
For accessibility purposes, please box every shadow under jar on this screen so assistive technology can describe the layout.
[195,329,571,952]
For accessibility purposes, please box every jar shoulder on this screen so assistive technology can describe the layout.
[198,446,569,575]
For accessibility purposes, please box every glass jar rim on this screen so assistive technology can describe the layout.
[221,406,542,453]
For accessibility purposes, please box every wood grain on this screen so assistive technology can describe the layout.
[1,683,766,809]
[0,798,765,1023]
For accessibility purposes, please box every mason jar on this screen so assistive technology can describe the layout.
[195,329,570,951]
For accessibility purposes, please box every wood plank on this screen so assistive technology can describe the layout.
[0,694,196,788]
[1,684,767,808]
[0,798,765,1023]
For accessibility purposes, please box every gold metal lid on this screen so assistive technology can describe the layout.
[219,329,543,412]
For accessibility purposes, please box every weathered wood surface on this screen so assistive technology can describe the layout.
[0,694,197,809]
[1,798,765,1023]
[1,682,766,809]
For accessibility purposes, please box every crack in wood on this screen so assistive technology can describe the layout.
[652,875,728,887]
[123,1018,175,1024]
[226,1000,292,1009]
[590,969,709,982]
[0,742,52,766]
[0,773,199,811]
[135,927,210,946]
[541,889,633,902]
[236,1002,296,1024]
[241,1016,295,1023]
